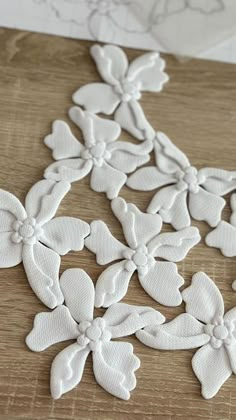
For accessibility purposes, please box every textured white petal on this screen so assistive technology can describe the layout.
[60,268,95,323]
[189,188,225,227]
[91,44,128,84]
[0,189,26,221]
[44,158,93,183]
[138,261,184,306]
[93,341,140,400]
[95,261,134,308]
[127,52,168,92]
[25,180,70,225]
[72,83,120,114]
[149,227,200,261]
[199,168,236,196]
[111,197,162,249]
[155,132,190,173]
[0,232,23,267]
[103,303,165,338]
[225,341,236,374]
[69,106,121,144]
[41,217,90,255]
[23,242,63,309]
[136,313,209,350]
[0,210,16,233]
[108,140,151,174]
[205,221,236,257]
[90,163,127,199]
[114,101,155,140]
[85,221,128,265]
[192,344,232,399]
[182,272,224,324]
[51,343,90,399]
[44,120,84,159]
[127,167,174,192]
[26,306,79,351]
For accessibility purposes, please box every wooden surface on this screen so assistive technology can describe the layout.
[0,28,236,420]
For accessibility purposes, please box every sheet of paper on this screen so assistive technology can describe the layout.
[0,0,235,63]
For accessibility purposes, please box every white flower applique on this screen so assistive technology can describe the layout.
[85,196,200,307]
[44,106,152,199]
[127,131,236,230]
[137,272,236,399]
[26,268,165,400]
[0,180,89,308]
[72,44,168,139]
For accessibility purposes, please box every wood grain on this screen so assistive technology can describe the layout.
[0,28,236,420]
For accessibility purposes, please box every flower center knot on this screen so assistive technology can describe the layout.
[205,320,235,349]
[123,245,153,276]
[114,78,142,102]
[176,166,200,194]
[77,317,111,351]
[82,141,111,167]
[11,218,43,245]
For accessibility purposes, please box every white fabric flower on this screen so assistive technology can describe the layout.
[44,106,152,199]
[127,132,236,230]
[26,268,164,400]
[137,272,236,399]
[0,180,89,308]
[85,197,200,307]
[72,44,168,139]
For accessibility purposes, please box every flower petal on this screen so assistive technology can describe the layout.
[206,221,236,257]
[103,302,165,338]
[44,120,84,160]
[127,168,174,192]
[149,226,200,261]
[138,261,184,306]
[95,261,134,308]
[192,344,232,399]
[0,210,16,233]
[90,44,128,85]
[92,341,140,400]
[41,216,90,255]
[189,188,225,227]
[26,306,79,351]
[136,313,209,350]
[0,231,23,267]
[72,83,120,115]
[182,272,224,324]
[111,197,162,249]
[154,132,190,173]
[69,106,121,144]
[108,140,151,174]
[25,180,70,225]
[127,52,169,92]
[44,158,93,183]
[60,268,95,323]
[22,242,63,309]
[90,163,127,199]
[199,168,236,196]
[51,343,90,399]
[85,220,128,265]
[0,189,26,221]
[114,101,155,140]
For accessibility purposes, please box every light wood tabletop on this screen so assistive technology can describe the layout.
[0,28,236,420]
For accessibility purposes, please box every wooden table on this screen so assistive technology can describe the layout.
[0,28,236,420]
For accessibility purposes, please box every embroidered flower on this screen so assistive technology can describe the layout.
[85,197,200,307]
[72,44,168,138]
[44,106,152,199]
[127,131,236,230]
[0,180,89,308]
[26,268,164,399]
[137,272,236,399]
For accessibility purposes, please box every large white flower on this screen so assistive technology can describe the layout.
[26,268,164,400]
[72,44,168,138]
[127,132,236,230]
[137,272,236,399]
[85,197,200,307]
[44,106,152,199]
[0,180,89,308]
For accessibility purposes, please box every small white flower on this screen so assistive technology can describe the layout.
[26,268,164,400]
[137,272,236,399]
[85,197,200,307]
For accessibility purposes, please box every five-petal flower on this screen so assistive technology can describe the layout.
[137,272,236,399]
[85,197,200,307]
[26,268,164,399]
[72,44,168,138]
[0,180,89,308]
[44,106,152,199]
[127,132,236,230]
